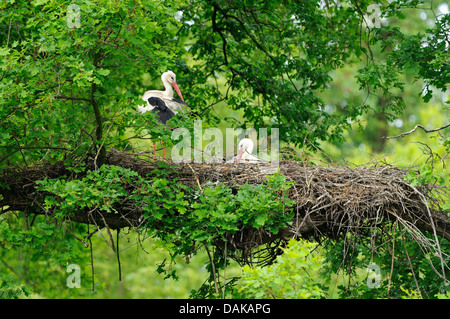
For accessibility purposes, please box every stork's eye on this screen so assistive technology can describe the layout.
[171,77,175,81]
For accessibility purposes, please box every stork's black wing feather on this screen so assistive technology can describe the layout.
[152,108,174,124]
[148,96,201,122]
[147,97,175,124]
[148,96,168,112]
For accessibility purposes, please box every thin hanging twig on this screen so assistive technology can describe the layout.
[223,240,227,299]
[204,243,219,294]
[116,229,122,281]
[387,221,397,295]
[88,224,95,292]
[400,227,423,298]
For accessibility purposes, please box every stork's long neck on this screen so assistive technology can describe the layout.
[240,146,252,159]
[162,79,173,98]
[245,144,253,155]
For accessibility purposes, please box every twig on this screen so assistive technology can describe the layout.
[94,121,114,169]
[204,243,219,295]
[65,226,89,248]
[55,95,92,102]
[411,187,448,284]
[0,146,69,164]
[223,240,227,299]
[387,221,397,295]
[6,18,12,47]
[187,163,203,191]
[86,208,116,252]
[385,123,450,139]
[13,136,28,167]
[400,228,423,298]
[116,229,122,281]
[88,224,95,292]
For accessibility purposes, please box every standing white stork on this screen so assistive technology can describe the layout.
[137,71,193,158]
[228,138,263,163]
[138,70,188,115]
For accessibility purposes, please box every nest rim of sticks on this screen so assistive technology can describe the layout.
[1,149,449,271]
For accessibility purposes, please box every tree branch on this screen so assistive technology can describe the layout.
[214,4,277,65]
[211,3,228,66]
[91,52,106,167]
[55,95,92,103]
[385,123,450,139]
[0,146,69,164]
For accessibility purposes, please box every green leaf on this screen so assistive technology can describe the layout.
[97,68,111,76]
[32,0,50,5]
[0,48,10,56]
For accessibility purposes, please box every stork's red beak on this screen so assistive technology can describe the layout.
[172,81,184,101]
[236,149,245,160]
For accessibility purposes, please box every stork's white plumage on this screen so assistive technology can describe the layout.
[232,138,263,163]
[138,70,188,115]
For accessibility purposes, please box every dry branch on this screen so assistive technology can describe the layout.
[386,123,450,139]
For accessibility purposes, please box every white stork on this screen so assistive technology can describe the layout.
[228,138,263,163]
[138,70,188,115]
[137,71,193,158]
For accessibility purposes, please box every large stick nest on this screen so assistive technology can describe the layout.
[1,149,449,267]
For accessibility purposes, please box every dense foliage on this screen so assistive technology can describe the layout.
[238,239,327,299]
[0,0,449,298]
